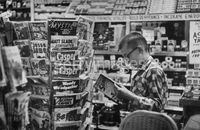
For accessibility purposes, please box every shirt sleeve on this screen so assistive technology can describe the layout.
[144,68,168,111]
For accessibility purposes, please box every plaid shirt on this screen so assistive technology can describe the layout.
[129,56,168,112]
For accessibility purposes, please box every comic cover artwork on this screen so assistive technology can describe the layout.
[13,40,31,57]
[28,22,48,40]
[13,22,30,40]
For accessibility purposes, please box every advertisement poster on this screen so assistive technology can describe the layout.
[190,21,200,64]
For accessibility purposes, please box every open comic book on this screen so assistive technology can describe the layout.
[94,74,123,104]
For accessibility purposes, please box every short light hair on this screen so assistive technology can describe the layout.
[118,32,149,52]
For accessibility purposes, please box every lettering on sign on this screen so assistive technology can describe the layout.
[49,20,78,36]
[54,96,74,106]
[53,80,79,91]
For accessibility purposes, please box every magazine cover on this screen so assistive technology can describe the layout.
[30,40,48,58]
[77,39,93,59]
[13,40,31,57]
[29,107,50,130]
[53,121,81,130]
[51,35,78,51]
[29,77,50,97]
[94,74,123,104]
[5,91,31,130]
[30,58,50,77]
[2,46,27,90]
[21,57,32,76]
[28,21,48,40]
[49,20,78,36]
[13,22,30,40]
[0,47,6,87]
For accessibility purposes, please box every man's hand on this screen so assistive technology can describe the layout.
[114,83,140,101]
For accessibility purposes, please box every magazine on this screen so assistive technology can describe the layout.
[94,74,123,104]
[21,57,32,76]
[30,40,48,58]
[30,58,50,77]
[0,47,6,87]
[5,91,31,130]
[28,21,48,40]
[13,40,31,57]
[29,107,50,130]
[13,22,30,40]
[2,46,27,90]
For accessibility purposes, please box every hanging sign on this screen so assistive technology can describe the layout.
[189,21,200,64]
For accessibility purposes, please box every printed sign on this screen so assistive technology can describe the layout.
[28,22,48,40]
[189,21,200,64]
[54,93,88,108]
[53,107,81,123]
[51,36,78,50]
[49,20,78,36]
[53,79,80,92]
[51,51,79,63]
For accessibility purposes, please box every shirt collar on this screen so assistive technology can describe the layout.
[139,56,153,70]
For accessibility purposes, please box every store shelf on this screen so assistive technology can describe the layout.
[164,68,187,72]
[88,13,200,22]
[164,106,183,112]
[30,94,49,100]
[168,86,185,91]
[151,52,188,57]
[90,124,118,130]
[94,50,122,55]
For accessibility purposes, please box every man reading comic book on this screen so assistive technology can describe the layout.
[115,32,168,112]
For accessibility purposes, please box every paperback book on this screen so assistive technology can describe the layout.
[0,47,6,87]
[2,46,27,90]
[13,40,31,57]
[5,91,31,130]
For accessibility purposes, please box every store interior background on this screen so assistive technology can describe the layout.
[1,0,200,130]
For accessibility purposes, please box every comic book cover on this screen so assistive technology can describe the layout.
[13,40,31,57]
[13,22,30,40]
[2,46,27,90]
[0,47,6,87]
[29,107,50,130]
[21,57,32,76]
[28,21,48,40]
[94,74,123,104]
[5,91,31,130]
[30,58,50,77]
[30,40,48,59]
